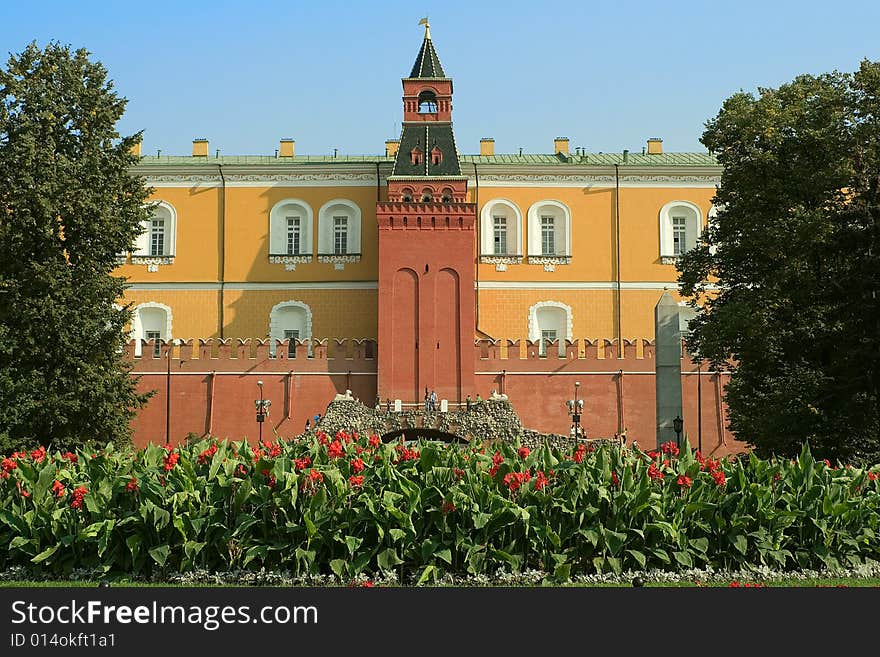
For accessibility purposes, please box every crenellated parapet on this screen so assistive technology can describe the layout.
[125,338,378,373]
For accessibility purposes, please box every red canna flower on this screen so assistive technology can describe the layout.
[611,471,619,486]
[62,451,78,463]
[647,464,664,481]
[70,486,88,509]
[1,457,16,474]
[441,500,456,514]
[534,470,550,491]
[126,477,139,493]
[251,448,265,463]
[294,456,311,471]
[823,459,832,468]
[677,474,692,488]
[349,475,364,487]
[573,443,587,463]
[368,435,381,448]
[712,470,726,486]
[351,457,365,474]
[661,441,680,457]
[163,451,180,472]
[52,480,65,498]
[31,446,47,463]
[355,445,364,454]
[308,469,324,483]
[328,440,345,459]
[706,458,721,472]
[503,471,532,492]
[237,464,248,477]
[867,471,878,481]
[198,443,218,465]
[492,451,504,467]
[518,447,530,459]
[453,467,464,480]
[317,432,329,445]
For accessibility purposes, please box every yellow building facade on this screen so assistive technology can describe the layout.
[118,31,720,354]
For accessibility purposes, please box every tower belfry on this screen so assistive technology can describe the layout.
[377,23,476,404]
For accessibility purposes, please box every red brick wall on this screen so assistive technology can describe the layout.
[127,338,744,457]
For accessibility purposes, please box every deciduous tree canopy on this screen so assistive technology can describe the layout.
[679,60,880,463]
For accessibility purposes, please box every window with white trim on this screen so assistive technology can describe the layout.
[317,200,361,260]
[540,329,557,358]
[286,217,301,255]
[659,201,702,263]
[150,219,165,256]
[269,302,312,358]
[333,216,348,255]
[527,200,571,262]
[269,199,313,260]
[284,329,299,358]
[541,216,556,256]
[133,201,176,260]
[145,330,161,358]
[672,216,687,255]
[493,216,507,255]
[480,199,523,261]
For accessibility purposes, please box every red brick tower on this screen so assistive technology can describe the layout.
[377,22,476,405]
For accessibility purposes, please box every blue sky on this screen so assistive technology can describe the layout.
[2,0,879,156]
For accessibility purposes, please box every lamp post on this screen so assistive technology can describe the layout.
[673,415,683,449]
[255,380,271,443]
[566,381,585,439]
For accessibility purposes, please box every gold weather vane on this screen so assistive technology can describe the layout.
[419,16,431,39]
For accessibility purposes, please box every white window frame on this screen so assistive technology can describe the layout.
[528,301,573,358]
[480,199,523,262]
[317,199,361,259]
[268,301,312,357]
[333,216,348,255]
[133,201,177,259]
[286,216,301,256]
[527,200,571,261]
[131,302,173,357]
[659,200,702,263]
[493,216,508,255]
[269,199,313,261]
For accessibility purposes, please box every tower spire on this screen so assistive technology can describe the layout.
[418,16,430,40]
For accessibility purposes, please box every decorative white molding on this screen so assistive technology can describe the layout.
[476,281,703,290]
[143,173,382,188]
[115,254,129,265]
[269,198,314,256]
[660,255,681,265]
[479,255,523,265]
[131,302,173,357]
[124,281,379,290]
[659,200,703,259]
[480,198,523,256]
[318,199,362,256]
[528,255,572,266]
[527,200,572,258]
[269,254,313,265]
[131,255,175,266]
[317,254,361,264]
[496,264,507,272]
[471,174,720,188]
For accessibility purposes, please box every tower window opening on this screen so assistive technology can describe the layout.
[431,147,442,165]
[411,147,423,165]
[418,90,438,113]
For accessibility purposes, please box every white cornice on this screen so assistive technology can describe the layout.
[124,281,379,291]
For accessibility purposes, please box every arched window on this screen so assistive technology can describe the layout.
[133,201,177,261]
[418,90,438,113]
[480,199,523,260]
[421,188,433,202]
[659,200,702,263]
[268,301,312,358]
[528,301,572,357]
[440,187,453,203]
[527,200,571,261]
[131,302,172,357]
[431,146,442,165]
[318,199,362,260]
[400,187,414,203]
[269,199,313,258]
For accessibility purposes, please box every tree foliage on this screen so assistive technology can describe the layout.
[679,61,880,463]
[0,42,152,451]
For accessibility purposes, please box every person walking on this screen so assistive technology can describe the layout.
[430,389,437,412]
[424,388,430,412]
[386,397,392,413]
[466,394,472,412]
[305,419,311,432]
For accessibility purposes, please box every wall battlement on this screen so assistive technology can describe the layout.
[125,338,378,373]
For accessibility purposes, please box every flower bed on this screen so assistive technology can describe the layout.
[1,434,878,582]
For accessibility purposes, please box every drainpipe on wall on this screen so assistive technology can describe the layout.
[614,163,622,354]
[217,164,226,339]
[472,162,481,338]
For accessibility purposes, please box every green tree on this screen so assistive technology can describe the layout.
[679,61,880,464]
[0,42,152,451]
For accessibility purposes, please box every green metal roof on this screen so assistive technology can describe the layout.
[134,152,717,167]
[460,152,718,166]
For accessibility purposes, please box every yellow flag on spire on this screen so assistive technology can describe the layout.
[418,17,431,39]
